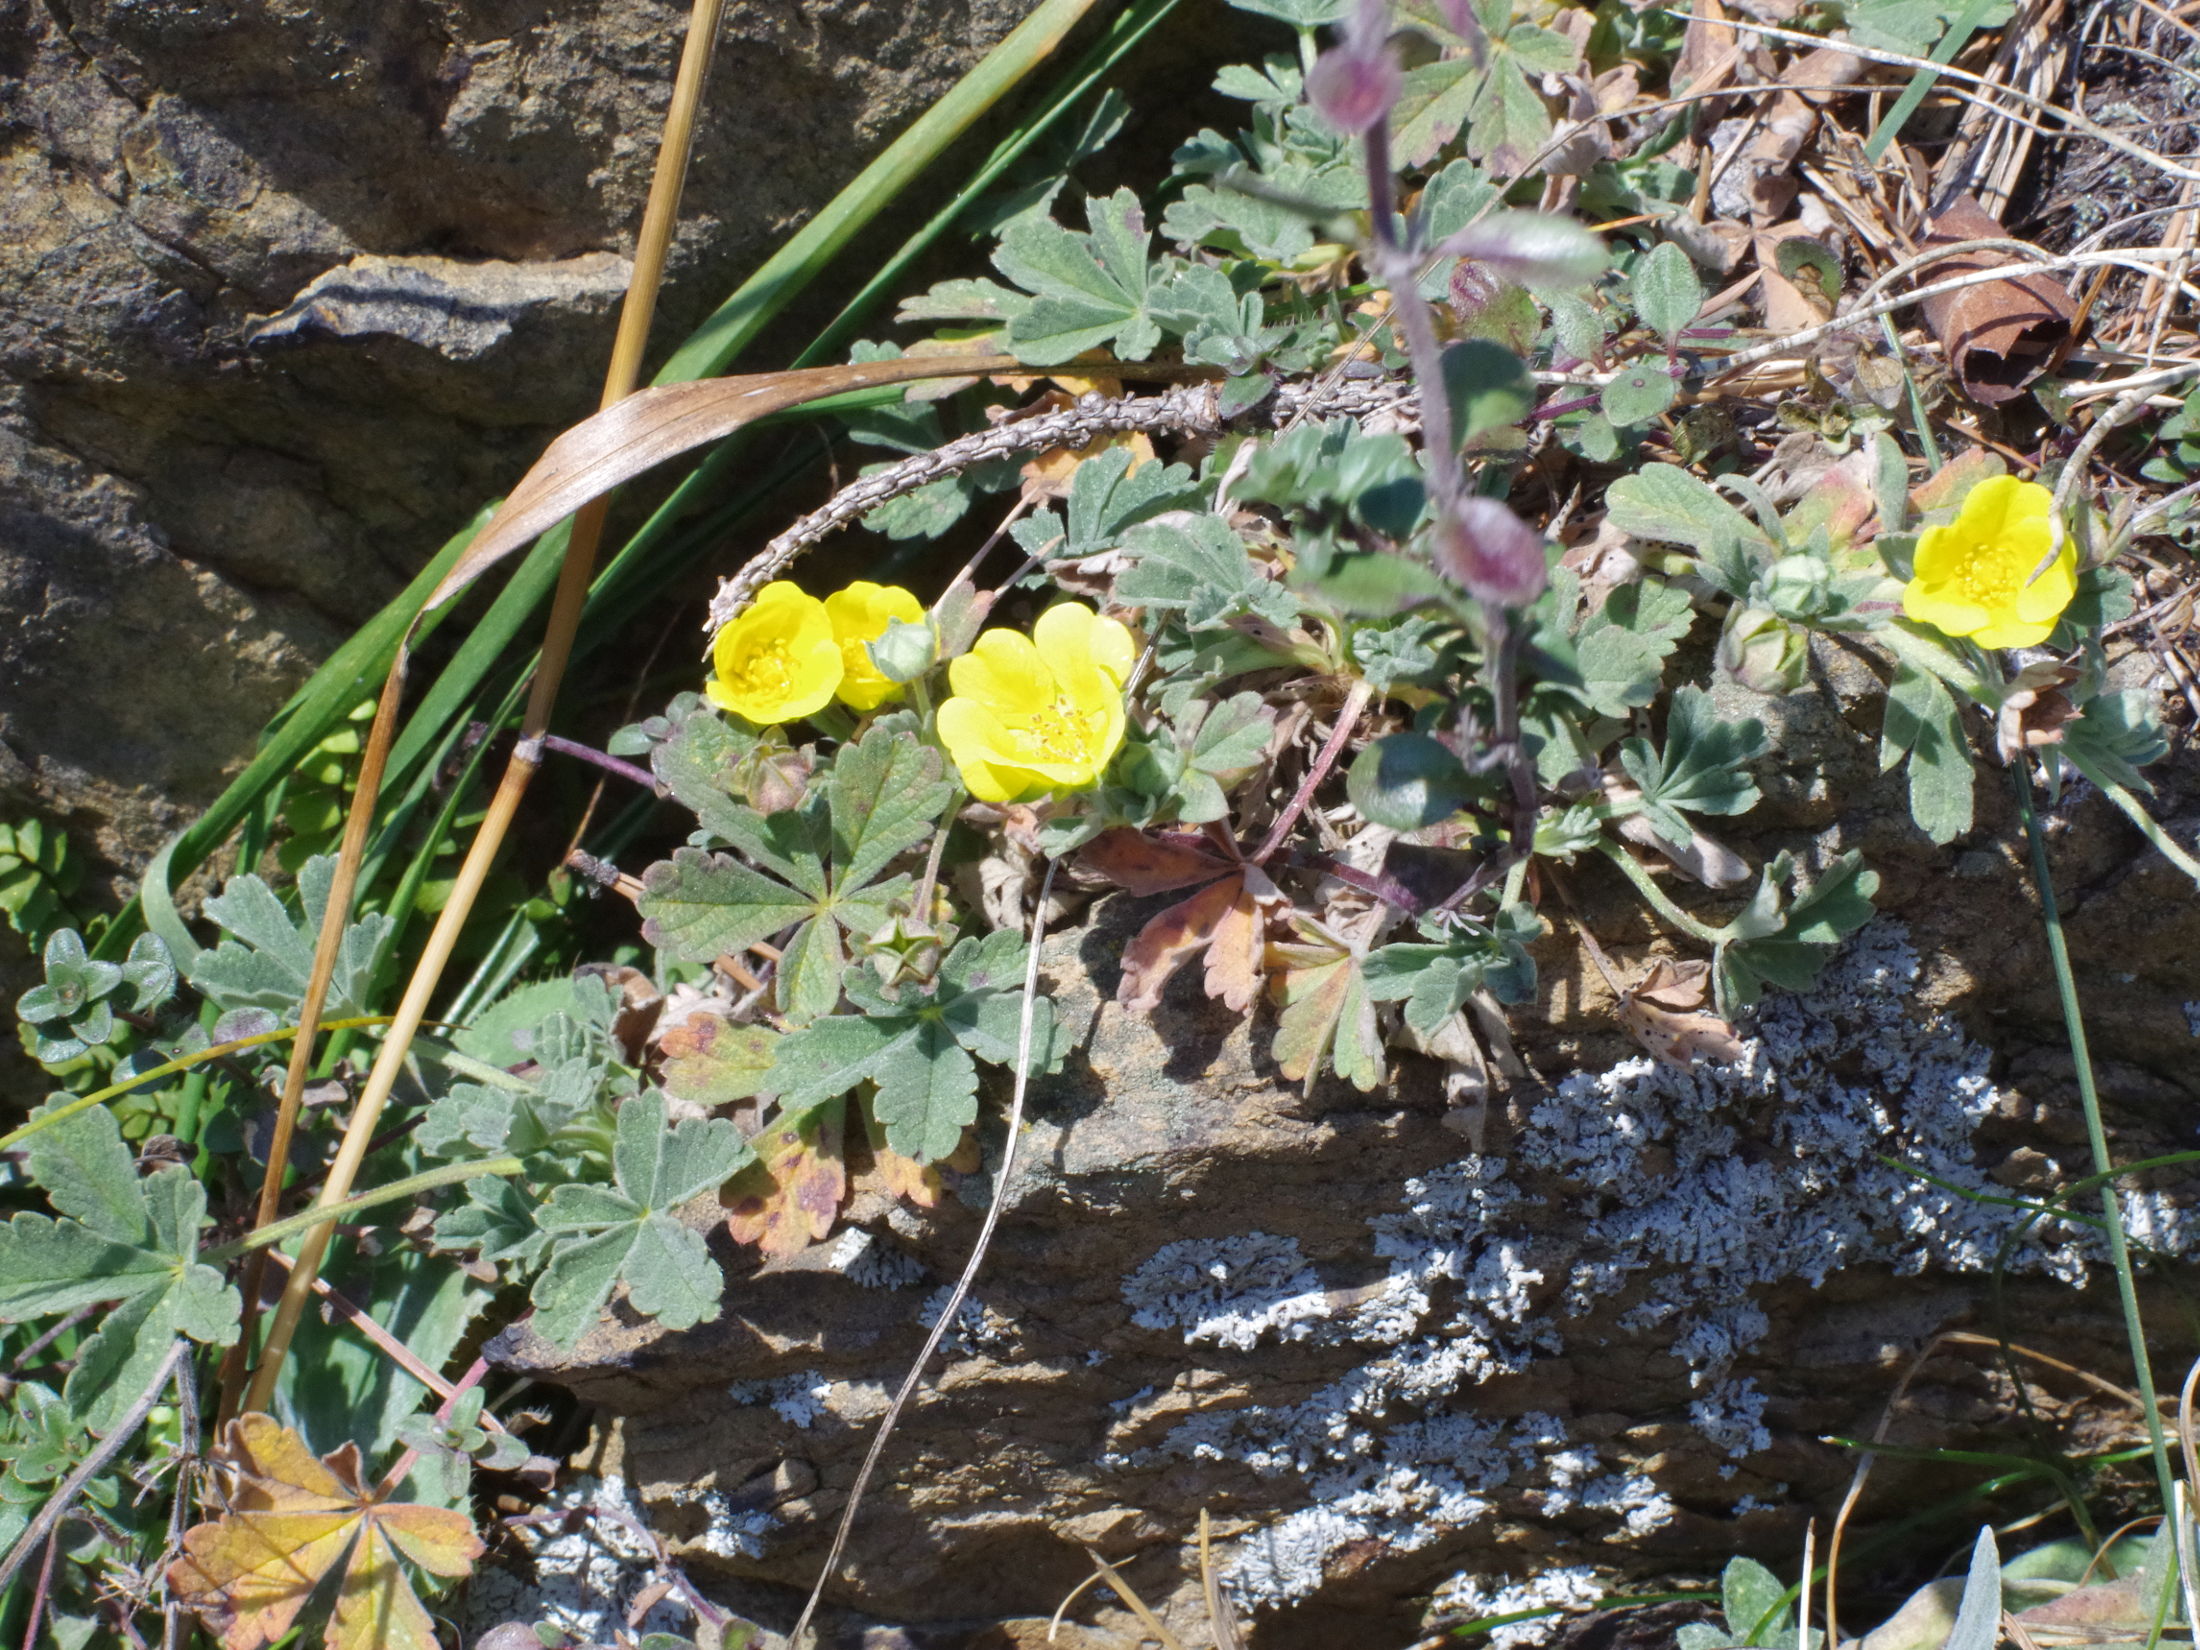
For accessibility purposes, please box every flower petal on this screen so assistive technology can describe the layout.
[948,629,1055,717]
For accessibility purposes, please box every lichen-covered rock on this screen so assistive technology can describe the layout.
[0,0,1037,877]
[487,723,2200,1644]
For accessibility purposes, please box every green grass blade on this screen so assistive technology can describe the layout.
[655,0,1107,385]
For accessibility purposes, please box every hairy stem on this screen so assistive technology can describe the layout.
[1594,839,1723,944]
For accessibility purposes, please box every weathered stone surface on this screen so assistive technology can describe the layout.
[0,0,1035,879]
[484,689,2200,1645]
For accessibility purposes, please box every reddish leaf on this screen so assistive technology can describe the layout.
[1080,826,1234,895]
[1117,864,1287,1014]
[723,1099,846,1258]
[855,1107,943,1209]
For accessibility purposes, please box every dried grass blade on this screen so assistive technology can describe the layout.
[423,356,1018,614]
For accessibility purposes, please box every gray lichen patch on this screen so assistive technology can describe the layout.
[1108,923,2196,1616]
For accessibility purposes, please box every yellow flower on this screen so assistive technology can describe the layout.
[936,603,1136,803]
[1900,475,2076,650]
[823,581,925,712]
[707,581,842,724]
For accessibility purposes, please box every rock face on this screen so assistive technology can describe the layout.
[0,0,1033,876]
[488,691,2200,1646]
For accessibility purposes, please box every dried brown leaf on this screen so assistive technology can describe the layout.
[1080,827,1236,895]
[1617,958,1747,1067]
[1919,195,2078,407]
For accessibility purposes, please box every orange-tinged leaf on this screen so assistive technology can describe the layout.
[1120,875,1245,1013]
[1267,937,1383,1094]
[723,1098,847,1258]
[856,1108,943,1209]
[166,1415,483,1650]
[658,1010,780,1109]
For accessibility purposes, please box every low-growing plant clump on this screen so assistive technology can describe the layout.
[4,0,2200,1644]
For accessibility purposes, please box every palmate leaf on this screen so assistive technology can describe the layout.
[527,1090,752,1350]
[638,723,951,1024]
[1118,515,1300,630]
[167,1415,482,1650]
[1011,439,1200,563]
[766,930,1065,1163]
[1268,933,1384,1095]
[1713,850,1879,1011]
[1390,0,1581,170]
[1571,575,1697,718]
[1619,686,1770,846]
[188,855,393,1020]
[995,188,1163,364]
[0,1099,238,1431]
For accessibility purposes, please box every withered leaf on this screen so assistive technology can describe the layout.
[723,1098,847,1259]
[1079,826,1235,895]
[1117,867,1285,1015]
[1919,195,2077,407]
[1615,957,1746,1069]
[166,1414,482,1650]
[1995,661,2082,764]
[423,354,1018,616]
[855,1107,943,1210]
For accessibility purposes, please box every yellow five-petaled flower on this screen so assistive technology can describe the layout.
[709,579,928,724]
[936,602,1136,803]
[1900,475,2076,650]
[824,581,925,712]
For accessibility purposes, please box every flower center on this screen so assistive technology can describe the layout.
[1019,696,1097,762]
[734,640,795,698]
[1953,544,2019,608]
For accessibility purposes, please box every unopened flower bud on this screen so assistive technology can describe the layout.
[1717,605,1809,696]
[866,614,939,684]
[1307,0,1400,135]
[1432,497,1549,608]
[1307,43,1400,135]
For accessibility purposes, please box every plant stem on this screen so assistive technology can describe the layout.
[239,0,727,1417]
[200,1157,523,1265]
[1593,839,1723,944]
[540,735,659,791]
[2012,759,2177,1516]
[2063,754,2200,891]
[1254,679,1373,864]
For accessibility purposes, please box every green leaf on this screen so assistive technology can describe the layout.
[1943,1527,2001,1650]
[642,729,941,1024]
[1880,663,1975,843]
[1714,850,1879,1010]
[1600,363,1678,427]
[1225,0,1349,21]
[2059,690,2169,794]
[1775,236,1842,306]
[1605,465,1776,594]
[189,855,393,1020]
[1390,0,1580,170]
[996,188,1162,364]
[1632,241,1704,344]
[528,1091,751,1349]
[1723,1557,1790,1646]
[1119,515,1300,630]
[0,1101,238,1430]
[1573,577,1696,717]
[1011,442,1200,563]
[1619,686,1770,843]
[1348,734,1477,830]
[764,931,1060,1163]
[1269,938,1382,1093]
[829,723,954,892]
[1441,340,1534,444]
